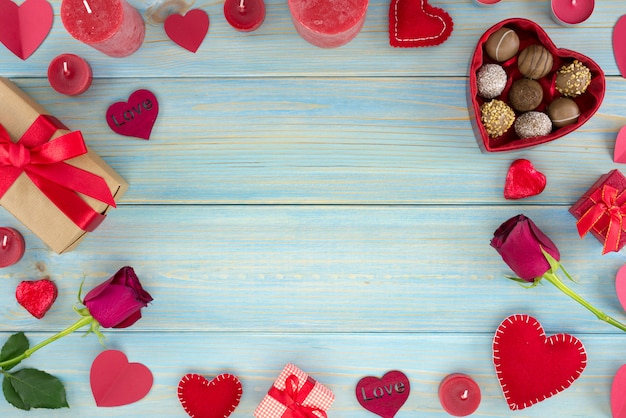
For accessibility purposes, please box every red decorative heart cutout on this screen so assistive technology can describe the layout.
[90,350,153,407]
[178,373,242,418]
[614,126,626,163]
[615,264,626,311]
[469,18,605,152]
[612,364,626,418]
[164,9,209,53]
[106,89,159,140]
[15,279,57,319]
[503,159,546,199]
[493,314,587,410]
[356,370,410,418]
[389,0,453,48]
[614,15,626,78]
[0,0,53,60]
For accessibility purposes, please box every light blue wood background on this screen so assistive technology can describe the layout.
[0,0,625,416]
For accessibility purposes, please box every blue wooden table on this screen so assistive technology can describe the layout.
[1,0,626,416]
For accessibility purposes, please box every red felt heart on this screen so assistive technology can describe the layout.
[0,0,53,60]
[178,373,242,418]
[356,370,410,418]
[389,0,453,48]
[614,15,626,78]
[106,89,159,140]
[503,159,546,199]
[492,314,587,410]
[90,350,153,407]
[164,9,210,53]
[469,18,605,152]
[15,279,57,319]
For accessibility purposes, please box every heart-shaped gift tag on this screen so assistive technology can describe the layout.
[0,0,53,60]
[389,0,453,48]
[504,159,546,199]
[469,18,605,152]
[15,279,57,319]
[493,314,587,410]
[106,89,159,140]
[90,350,153,407]
[178,373,242,418]
[612,365,626,418]
[165,9,210,53]
[356,370,410,418]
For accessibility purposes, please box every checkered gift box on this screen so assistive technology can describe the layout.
[254,363,334,417]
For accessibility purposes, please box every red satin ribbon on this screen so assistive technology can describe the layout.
[576,184,626,254]
[0,115,116,232]
[268,374,328,418]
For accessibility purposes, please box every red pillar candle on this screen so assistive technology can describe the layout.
[224,0,265,32]
[47,54,93,96]
[61,0,146,57]
[438,373,481,416]
[288,0,368,48]
[0,227,25,268]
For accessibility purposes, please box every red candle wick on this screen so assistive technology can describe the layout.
[1,235,7,250]
[62,61,71,77]
[460,389,469,400]
[82,0,92,14]
[572,0,576,5]
[239,0,245,11]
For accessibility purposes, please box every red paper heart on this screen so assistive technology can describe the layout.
[614,15,626,78]
[106,89,159,140]
[503,159,546,199]
[614,126,626,163]
[164,9,209,53]
[492,314,587,410]
[90,350,153,407]
[612,365,626,418]
[15,279,57,319]
[356,370,410,418]
[615,264,626,311]
[0,0,53,60]
[469,18,605,152]
[389,0,453,48]
[178,373,242,418]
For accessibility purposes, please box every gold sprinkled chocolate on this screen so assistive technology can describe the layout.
[556,60,592,97]
[480,100,515,138]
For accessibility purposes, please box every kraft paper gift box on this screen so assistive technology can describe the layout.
[254,363,334,418]
[0,77,128,254]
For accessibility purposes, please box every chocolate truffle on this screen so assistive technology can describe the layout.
[477,64,507,99]
[485,27,520,62]
[514,111,552,138]
[518,45,553,79]
[508,79,544,112]
[547,97,580,128]
[480,100,515,138]
[556,60,592,97]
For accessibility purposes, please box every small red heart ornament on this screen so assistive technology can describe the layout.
[356,370,410,418]
[90,350,153,407]
[15,279,57,319]
[178,373,242,418]
[106,89,159,140]
[503,159,546,199]
[0,0,53,60]
[613,15,626,78]
[165,9,210,53]
[469,18,605,152]
[493,314,587,410]
[389,0,453,48]
[612,365,626,418]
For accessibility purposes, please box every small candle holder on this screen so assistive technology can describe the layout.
[438,373,481,416]
[48,53,93,96]
[0,227,25,268]
[129,0,195,24]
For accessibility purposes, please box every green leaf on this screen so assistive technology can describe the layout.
[4,368,68,409]
[0,333,29,371]
[2,374,30,410]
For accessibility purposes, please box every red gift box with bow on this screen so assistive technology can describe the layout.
[569,169,626,254]
[254,363,335,418]
[0,77,128,254]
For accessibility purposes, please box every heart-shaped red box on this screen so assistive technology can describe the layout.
[468,18,605,152]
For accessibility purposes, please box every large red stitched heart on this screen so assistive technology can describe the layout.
[0,0,53,60]
[164,9,209,53]
[389,0,453,48]
[503,159,546,199]
[177,373,242,418]
[15,279,57,319]
[469,18,605,152]
[492,314,587,410]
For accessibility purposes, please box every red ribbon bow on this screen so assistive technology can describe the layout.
[0,115,116,232]
[268,374,328,418]
[576,184,626,254]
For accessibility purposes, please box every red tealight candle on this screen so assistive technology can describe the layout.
[473,0,501,5]
[61,0,146,57]
[47,54,93,96]
[438,373,481,417]
[0,227,25,268]
[551,0,594,25]
[224,0,265,32]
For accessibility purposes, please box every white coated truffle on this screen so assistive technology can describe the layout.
[477,64,507,99]
[514,112,552,138]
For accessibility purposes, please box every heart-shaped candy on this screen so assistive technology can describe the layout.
[503,159,546,199]
[469,18,605,152]
[493,314,587,410]
[356,370,410,418]
[612,365,626,418]
[614,15,626,78]
[164,9,210,53]
[389,0,453,48]
[106,89,159,140]
[0,0,53,60]
[15,279,57,319]
[178,373,242,418]
[90,350,153,407]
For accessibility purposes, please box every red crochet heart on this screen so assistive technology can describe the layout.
[389,0,453,48]
[493,314,587,410]
[504,159,546,199]
[15,279,57,319]
[178,373,242,418]
[469,18,605,152]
